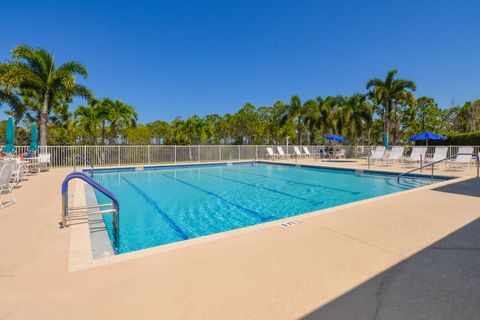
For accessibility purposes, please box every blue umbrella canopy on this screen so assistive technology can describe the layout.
[28,123,39,152]
[409,131,447,141]
[324,135,347,142]
[3,117,16,154]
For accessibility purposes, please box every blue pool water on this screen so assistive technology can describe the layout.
[92,162,445,254]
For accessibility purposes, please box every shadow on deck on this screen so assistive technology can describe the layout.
[301,179,480,320]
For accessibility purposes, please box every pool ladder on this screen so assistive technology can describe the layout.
[60,171,120,242]
[73,155,94,177]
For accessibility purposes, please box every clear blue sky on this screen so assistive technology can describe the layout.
[1,0,479,123]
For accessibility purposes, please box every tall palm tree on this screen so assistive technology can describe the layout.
[366,69,416,146]
[0,64,23,122]
[1,45,92,145]
[338,94,373,143]
[305,96,343,143]
[281,95,314,144]
[98,99,138,144]
[74,104,100,144]
[93,98,110,144]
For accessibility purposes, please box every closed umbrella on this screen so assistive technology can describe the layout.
[409,131,447,146]
[29,123,39,153]
[3,117,16,154]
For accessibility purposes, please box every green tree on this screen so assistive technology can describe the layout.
[281,95,314,144]
[337,94,373,143]
[74,104,100,144]
[98,99,138,144]
[458,99,480,132]
[0,45,92,145]
[414,96,442,132]
[146,120,171,144]
[366,69,416,146]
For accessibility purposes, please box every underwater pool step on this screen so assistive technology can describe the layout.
[68,203,113,211]
[67,208,117,217]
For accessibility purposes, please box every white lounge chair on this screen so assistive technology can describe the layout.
[266,147,278,160]
[364,146,386,165]
[402,146,427,166]
[302,146,312,158]
[429,146,448,162]
[447,146,473,169]
[378,146,404,166]
[276,146,289,159]
[293,146,304,158]
[0,164,16,208]
[426,146,448,164]
[9,158,25,187]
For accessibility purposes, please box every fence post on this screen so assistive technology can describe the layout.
[174,145,177,164]
[219,145,222,162]
[255,145,258,161]
[148,145,151,165]
[198,145,200,162]
[118,145,120,166]
[238,145,241,161]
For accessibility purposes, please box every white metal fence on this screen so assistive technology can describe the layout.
[3,145,480,168]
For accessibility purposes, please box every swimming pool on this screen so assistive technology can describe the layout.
[91,162,445,254]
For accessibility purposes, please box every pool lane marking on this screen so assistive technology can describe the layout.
[199,171,323,206]
[159,173,272,222]
[224,166,360,195]
[121,177,190,240]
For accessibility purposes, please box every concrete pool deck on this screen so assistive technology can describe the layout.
[1,160,480,319]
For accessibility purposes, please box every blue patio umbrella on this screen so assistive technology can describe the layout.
[409,131,447,146]
[28,123,39,152]
[324,135,347,142]
[3,117,16,154]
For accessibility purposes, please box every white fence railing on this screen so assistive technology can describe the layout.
[2,145,480,168]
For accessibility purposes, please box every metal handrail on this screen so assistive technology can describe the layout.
[397,153,480,183]
[73,155,94,176]
[61,171,120,241]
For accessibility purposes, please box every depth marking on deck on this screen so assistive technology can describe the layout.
[280,220,304,228]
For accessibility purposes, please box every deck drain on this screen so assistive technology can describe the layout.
[280,220,304,228]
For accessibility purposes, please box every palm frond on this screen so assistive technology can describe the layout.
[57,61,88,78]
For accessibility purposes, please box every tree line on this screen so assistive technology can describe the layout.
[1,45,479,146]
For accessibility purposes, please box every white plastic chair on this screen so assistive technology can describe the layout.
[378,146,404,166]
[403,146,427,166]
[266,147,277,160]
[293,146,303,158]
[276,146,289,159]
[367,146,386,164]
[302,146,312,158]
[447,146,473,169]
[0,164,16,208]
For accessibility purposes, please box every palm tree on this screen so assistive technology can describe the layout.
[74,104,100,144]
[0,64,23,122]
[338,94,373,143]
[366,69,416,146]
[92,98,109,144]
[281,95,314,144]
[96,99,138,144]
[1,45,92,145]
